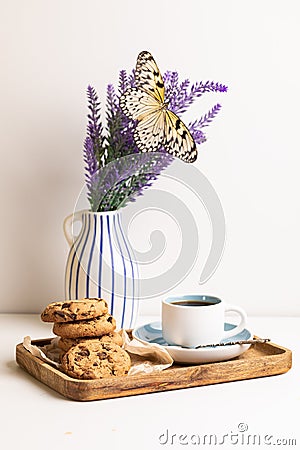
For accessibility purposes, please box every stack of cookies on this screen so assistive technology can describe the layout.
[40,298,131,380]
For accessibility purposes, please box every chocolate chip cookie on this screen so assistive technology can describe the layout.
[52,314,116,338]
[57,331,123,352]
[41,298,108,323]
[61,341,131,379]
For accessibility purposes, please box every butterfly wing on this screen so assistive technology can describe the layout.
[120,87,161,121]
[133,108,197,163]
[134,109,166,151]
[120,51,166,149]
[164,110,197,163]
[135,51,165,103]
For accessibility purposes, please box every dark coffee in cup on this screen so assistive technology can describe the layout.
[171,300,215,307]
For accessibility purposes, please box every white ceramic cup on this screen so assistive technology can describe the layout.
[162,295,247,348]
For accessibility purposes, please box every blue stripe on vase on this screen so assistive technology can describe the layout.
[113,214,127,328]
[75,212,91,299]
[68,213,86,299]
[117,214,136,328]
[98,215,103,298]
[86,214,97,298]
[65,251,73,299]
[107,215,115,315]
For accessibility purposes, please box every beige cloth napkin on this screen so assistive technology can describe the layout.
[122,330,173,375]
[23,336,61,368]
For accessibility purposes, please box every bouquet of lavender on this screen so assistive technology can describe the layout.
[83,67,227,212]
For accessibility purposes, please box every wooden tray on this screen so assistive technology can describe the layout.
[15,336,292,402]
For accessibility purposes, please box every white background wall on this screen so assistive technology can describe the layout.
[1,0,299,316]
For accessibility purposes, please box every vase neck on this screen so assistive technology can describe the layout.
[81,209,120,217]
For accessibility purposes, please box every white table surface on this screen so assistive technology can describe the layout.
[1,314,299,450]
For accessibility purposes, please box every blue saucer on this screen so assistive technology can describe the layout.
[132,322,252,364]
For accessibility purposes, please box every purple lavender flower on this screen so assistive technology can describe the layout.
[84,79,173,211]
[83,137,98,191]
[90,152,173,212]
[169,79,227,115]
[86,85,105,160]
[188,104,223,145]
[83,62,227,212]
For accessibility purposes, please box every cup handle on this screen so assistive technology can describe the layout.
[63,210,84,247]
[223,304,247,339]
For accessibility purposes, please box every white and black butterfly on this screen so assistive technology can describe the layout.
[120,51,197,163]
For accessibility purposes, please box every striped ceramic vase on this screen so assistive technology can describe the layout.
[63,209,139,329]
